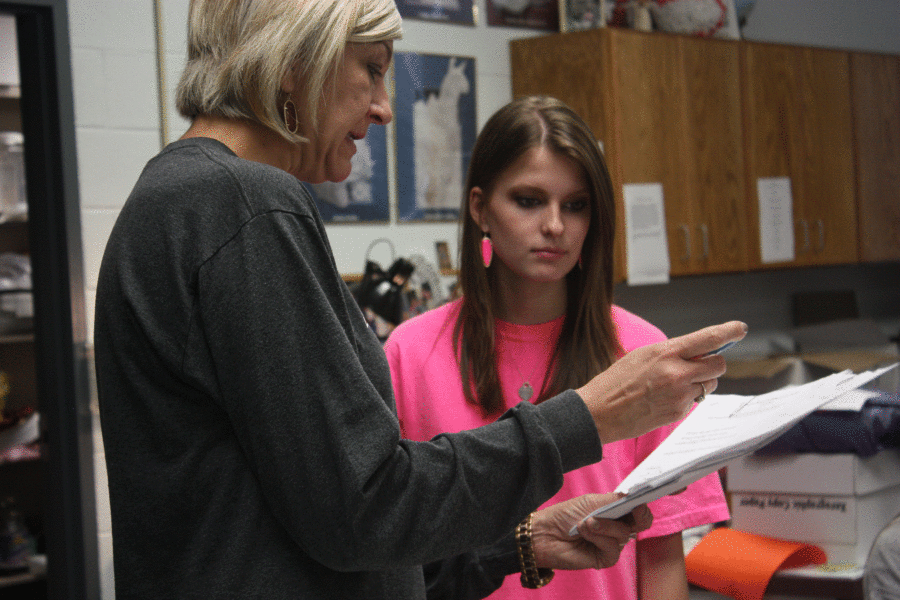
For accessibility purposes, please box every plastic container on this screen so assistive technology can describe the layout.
[0,131,27,220]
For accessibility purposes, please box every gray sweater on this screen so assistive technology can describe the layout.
[94,138,602,599]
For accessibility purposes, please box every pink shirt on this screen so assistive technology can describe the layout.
[384,300,729,600]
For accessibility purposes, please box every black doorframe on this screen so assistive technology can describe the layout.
[1,1,99,599]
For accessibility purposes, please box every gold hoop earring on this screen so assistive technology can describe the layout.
[283,98,299,135]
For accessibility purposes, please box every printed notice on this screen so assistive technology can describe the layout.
[757,177,795,263]
[737,495,848,515]
[624,183,670,285]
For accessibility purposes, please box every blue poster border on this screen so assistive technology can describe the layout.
[395,0,476,25]
[393,52,476,223]
[305,124,390,223]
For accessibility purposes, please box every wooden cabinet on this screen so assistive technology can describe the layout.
[512,28,748,281]
[510,29,624,274]
[741,42,858,269]
[512,30,900,278]
[850,51,900,262]
[614,31,748,276]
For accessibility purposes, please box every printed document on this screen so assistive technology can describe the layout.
[624,183,669,285]
[571,363,898,534]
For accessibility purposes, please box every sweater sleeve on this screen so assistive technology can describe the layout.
[196,210,603,573]
[423,533,519,600]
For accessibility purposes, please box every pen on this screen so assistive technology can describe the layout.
[704,341,737,357]
[691,341,737,360]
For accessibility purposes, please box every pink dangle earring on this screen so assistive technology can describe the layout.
[481,234,493,268]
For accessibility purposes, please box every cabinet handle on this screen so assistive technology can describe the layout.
[679,224,691,262]
[698,223,709,260]
[797,219,810,254]
[816,220,825,253]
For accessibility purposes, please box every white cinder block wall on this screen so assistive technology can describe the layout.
[64,0,900,598]
[67,0,162,596]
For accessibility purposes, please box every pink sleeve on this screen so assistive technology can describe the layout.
[611,305,667,352]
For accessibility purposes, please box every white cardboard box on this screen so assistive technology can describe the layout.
[730,485,900,566]
[727,450,900,496]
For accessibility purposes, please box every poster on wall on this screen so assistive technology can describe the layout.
[487,0,559,30]
[305,124,390,223]
[393,52,476,222]
[395,0,476,25]
[560,0,606,32]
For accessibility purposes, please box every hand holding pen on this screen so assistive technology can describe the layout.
[576,321,748,444]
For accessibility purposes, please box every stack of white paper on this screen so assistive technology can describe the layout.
[571,363,899,534]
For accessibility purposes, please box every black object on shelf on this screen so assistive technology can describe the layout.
[351,238,415,326]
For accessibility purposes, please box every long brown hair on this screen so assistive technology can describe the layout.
[454,96,622,416]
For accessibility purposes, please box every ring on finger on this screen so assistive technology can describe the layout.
[695,381,708,403]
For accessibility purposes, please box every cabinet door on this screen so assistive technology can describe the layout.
[680,36,747,274]
[851,52,900,262]
[742,42,858,268]
[514,29,748,279]
[795,47,857,265]
[511,29,612,144]
[607,30,693,277]
[607,30,747,276]
[511,29,627,279]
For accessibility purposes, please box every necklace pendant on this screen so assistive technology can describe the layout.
[518,382,534,401]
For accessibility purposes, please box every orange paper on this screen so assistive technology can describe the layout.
[685,528,827,600]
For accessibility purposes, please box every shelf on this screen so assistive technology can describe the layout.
[0,569,44,588]
[0,333,33,344]
[341,268,458,283]
[0,555,47,589]
[0,85,20,99]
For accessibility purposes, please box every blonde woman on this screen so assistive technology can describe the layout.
[95,2,745,598]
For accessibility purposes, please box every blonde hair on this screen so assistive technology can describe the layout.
[176,0,402,143]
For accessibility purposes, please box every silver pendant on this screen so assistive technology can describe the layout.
[518,382,533,401]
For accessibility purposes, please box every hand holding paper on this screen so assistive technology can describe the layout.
[570,363,899,535]
[532,495,652,571]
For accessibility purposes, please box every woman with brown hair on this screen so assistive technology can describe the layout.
[386,96,731,599]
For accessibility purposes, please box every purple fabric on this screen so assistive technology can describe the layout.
[756,392,900,457]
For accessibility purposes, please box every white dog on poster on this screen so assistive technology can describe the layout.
[413,58,470,211]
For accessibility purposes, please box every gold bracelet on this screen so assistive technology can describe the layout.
[515,512,555,589]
